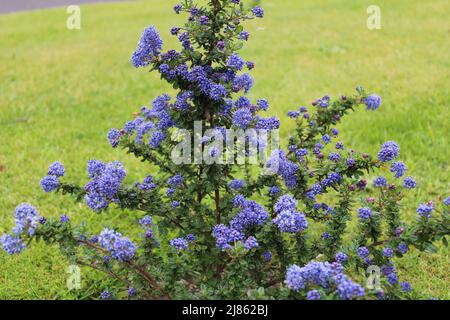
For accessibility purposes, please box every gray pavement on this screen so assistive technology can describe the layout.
[0,0,129,14]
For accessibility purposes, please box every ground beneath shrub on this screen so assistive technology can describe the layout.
[0,0,128,14]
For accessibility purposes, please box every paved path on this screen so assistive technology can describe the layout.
[0,0,128,14]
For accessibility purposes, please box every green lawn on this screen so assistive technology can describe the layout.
[0,0,449,299]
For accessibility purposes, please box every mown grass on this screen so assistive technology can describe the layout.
[0,0,449,299]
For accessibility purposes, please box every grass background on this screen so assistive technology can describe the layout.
[0,0,449,299]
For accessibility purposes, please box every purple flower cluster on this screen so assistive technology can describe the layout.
[99,228,137,262]
[390,161,407,178]
[100,290,111,300]
[227,54,245,71]
[228,179,245,190]
[168,174,184,188]
[444,197,450,206]
[328,152,341,162]
[263,251,272,262]
[307,290,321,300]
[244,236,259,250]
[267,151,299,189]
[314,95,330,108]
[374,176,387,188]
[378,141,400,162]
[251,6,265,18]
[400,282,412,293]
[269,186,279,196]
[120,96,174,149]
[285,262,365,300]
[232,107,253,129]
[139,215,152,229]
[230,198,268,231]
[41,161,65,193]
[107,128,122,148]
[416,203,433,218]
[321,172,342,188]
[272,194,307,233]
[48,161,65,177]
[1,204,43,254]
[382,247,394,258]
[397,242,409,255]
[364,94,382,110]
[1,234,26,255]
[357,246,369,259]
[238,31,250,41]
[335,252,348,263]
[212,195,267,251]
[84,160,126,212]
[358,207,372,220]
[131,26,163,68]
[403,176,416,189]
[212,224,244,251]
[305,183,323,201]
[140,175,156,191]
[170,237,188,251]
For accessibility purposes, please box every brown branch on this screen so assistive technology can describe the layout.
[78,239,170,299]
[76,260,155,300]
[215,189,222,224]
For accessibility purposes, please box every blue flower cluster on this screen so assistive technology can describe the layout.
[403,176,416,189]
[397,242,409,255]
[400,282,412,293]
[321,172,342,188]
[364,94,382,110]
[232,108,253,129]
[268,186,279,196]
[357,246,369,259]
[328,152,341,162]
[378,141,400,162]
[357,207,372,220]
[266,151,299,189]
[416,203,433,219]
[227,54,245,71]
[168,174,184,188]
[374,176,387,188]
[272,194,308,233]
[305,183,323,201]
[99,228,137,262]
[230,197,268,231]
[285,261,365,300]
[84,160,126,212]
[335,252,348,263]
[118,94,179,149]
[212,224,245,251]
[41,161,65,193]
[307,289,321,300]
[1,203,42,255]
[139,215,152,228]
[444,197,450,206]
[131,26,163,68]
[1,234,26,255]
[251,6,264,18]
[263,251,272,262]
[100,290,111,300]
[212,196,267,250]
[382,247,394,258]
[244,236,259,250]
[228,179,245,190]
[390,161,407,178]
[170,237,188,251]
[139,175,156,191]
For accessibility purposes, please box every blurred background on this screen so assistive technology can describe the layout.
[0,0,448,299]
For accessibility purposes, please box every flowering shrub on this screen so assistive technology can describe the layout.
[2,0,449,300]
